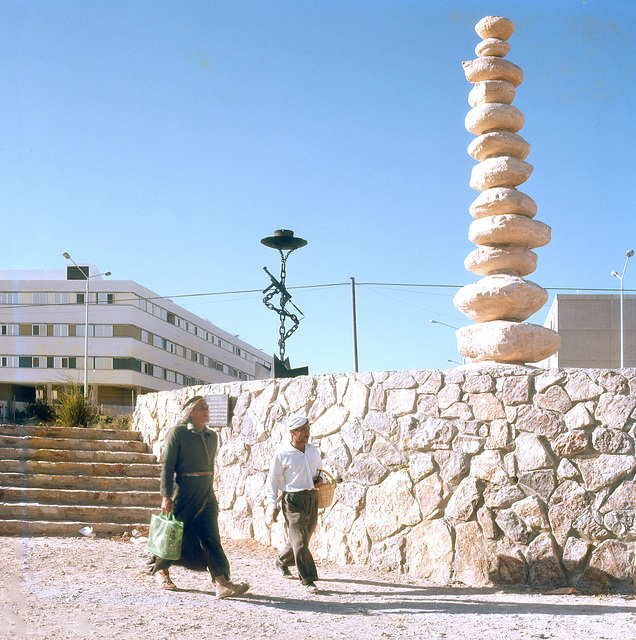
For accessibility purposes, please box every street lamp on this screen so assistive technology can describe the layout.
[430,319,460,331]
[430,319,465,364]
[611,249,634,368]
[62,253,111,396]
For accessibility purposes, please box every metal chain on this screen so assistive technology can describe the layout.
[262,248,302,362]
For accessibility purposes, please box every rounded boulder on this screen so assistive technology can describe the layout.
[470,156,533,191]
[465,103,524,135]
[454,275,548,323]
[470,188,537,219]
[475,16,515,41]
[456,320,561,364]
[468,131,531,162]
[469,214,551,249]
[462,57,523,87]
[469,80,516,107]
[464,246,538,276]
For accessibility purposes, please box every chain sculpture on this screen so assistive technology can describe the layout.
[261,229,308,375]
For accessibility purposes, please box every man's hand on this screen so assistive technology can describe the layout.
[266,506,280,525]
[161,496,174,514]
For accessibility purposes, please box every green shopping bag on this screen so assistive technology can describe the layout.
[147,512,184,560]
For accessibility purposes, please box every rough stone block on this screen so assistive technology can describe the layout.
[454,521,491,586]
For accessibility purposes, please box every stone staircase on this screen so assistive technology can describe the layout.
[0,424,161,536]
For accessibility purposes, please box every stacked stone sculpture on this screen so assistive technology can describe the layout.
[454,16,561,365]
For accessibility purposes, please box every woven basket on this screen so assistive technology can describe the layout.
[316,469,336,509]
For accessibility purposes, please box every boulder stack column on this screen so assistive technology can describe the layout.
[454,16,560,365]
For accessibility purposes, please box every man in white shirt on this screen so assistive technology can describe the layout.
[265,415,324,594]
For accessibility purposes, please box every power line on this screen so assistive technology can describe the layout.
[0,281,632,312]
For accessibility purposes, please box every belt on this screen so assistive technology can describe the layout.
[177,472,214,477]
[284,488,317,494]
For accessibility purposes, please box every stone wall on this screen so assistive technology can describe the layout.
[131,367,636,592]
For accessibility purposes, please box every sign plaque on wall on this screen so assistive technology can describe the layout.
[205,394,229,427]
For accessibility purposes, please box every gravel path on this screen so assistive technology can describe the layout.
[2,536,635,640]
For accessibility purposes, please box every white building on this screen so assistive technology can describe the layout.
[541,293,636,368]
[0,266,272,418]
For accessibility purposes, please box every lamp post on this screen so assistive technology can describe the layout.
[430,319,460,331]
[260,229,308,378]
[62,253,111,396]
[430,319,465,364]
[611,249,634,368]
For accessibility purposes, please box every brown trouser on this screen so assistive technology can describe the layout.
[277,489,318,585]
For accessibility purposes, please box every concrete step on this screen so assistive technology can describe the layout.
[0,424,143,441]
[0,519,152,537]
[1,472,160,492]
[0,446,157,465]
[0,459,160,478]
[0,486,159,507]
[0,502,156,524]
[0,422,163,538]
[0,434,148,453]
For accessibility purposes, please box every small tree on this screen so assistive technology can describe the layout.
[56,382,97,428]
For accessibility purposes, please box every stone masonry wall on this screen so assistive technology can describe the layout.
[131,367,636,591]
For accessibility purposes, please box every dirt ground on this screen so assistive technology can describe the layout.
[2,535,635,640]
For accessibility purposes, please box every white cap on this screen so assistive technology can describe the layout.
[287,415,309,431]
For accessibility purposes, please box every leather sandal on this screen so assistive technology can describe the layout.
[155,571,178,590]
[215,580,250,599]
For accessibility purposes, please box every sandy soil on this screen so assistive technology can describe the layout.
[2,535,635,640]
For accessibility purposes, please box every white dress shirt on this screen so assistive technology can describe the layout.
[265,442,323,510]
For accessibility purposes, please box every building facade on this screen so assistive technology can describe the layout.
[0,266,273,418]
[541,293,636,368]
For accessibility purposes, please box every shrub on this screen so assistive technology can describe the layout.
[25,399,56,423]
[56,382,97,428]
[110,414,133,430]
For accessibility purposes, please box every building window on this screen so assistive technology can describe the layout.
[32,324,46,336]
[93,325,113,337]
[93,357,112,370]
[176,345,184,357]
[176,373,184,385]
[19,356,32,368]
[233,345,241,356]
[53,325,69,337]
[76,293,85,304]
[166,370,176,383]
[67,265,90,280]
[32,357,47,369]
[142,362,152,375]
[32,292,47,305]
[107,293,115,304]
[54,292,70,304]
[0,292,18,304]
[141,330,149,344]
[1,324,18,336]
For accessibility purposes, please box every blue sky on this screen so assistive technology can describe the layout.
[0,0,634,374]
